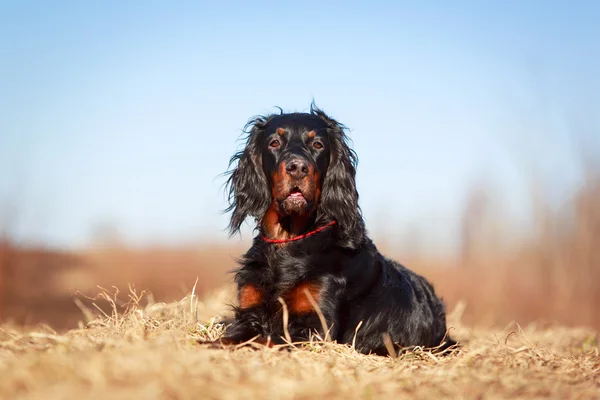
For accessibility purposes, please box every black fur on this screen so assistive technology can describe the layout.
[225,116,271,233]
[216,104,456,356]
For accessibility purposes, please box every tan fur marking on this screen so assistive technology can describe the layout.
[287,282,322,314]
[239,284,262,309]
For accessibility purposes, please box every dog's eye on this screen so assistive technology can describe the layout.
[313,141,323,149]
[269,139,280,148]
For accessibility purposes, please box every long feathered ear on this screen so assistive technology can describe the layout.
[225,117,271,235]
[312,105,364,243]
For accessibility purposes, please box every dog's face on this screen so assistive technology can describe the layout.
[226,105,362,245]
[260,114,330,218]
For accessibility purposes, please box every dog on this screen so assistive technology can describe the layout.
[211,104,456,355]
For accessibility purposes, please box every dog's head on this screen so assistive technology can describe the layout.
[225,104,362,244]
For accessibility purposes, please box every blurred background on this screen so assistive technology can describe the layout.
[1,1,599,331]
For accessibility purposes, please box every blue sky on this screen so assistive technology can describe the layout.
[1,1,599,252]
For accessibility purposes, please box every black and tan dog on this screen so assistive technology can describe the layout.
[211,104,455,355]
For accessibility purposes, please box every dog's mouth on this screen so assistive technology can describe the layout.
[286,187,305,200]
[281,187,308,215]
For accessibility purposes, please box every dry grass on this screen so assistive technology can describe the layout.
[0,286,598,400]
[1,161,599,398]
[0,242,241,330]
[1,169,599,334]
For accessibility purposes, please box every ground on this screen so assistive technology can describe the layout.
[0,287,598,400]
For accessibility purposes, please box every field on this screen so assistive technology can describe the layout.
[0,285,598,399]
[1,170,599,399]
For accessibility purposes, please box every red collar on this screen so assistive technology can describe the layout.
[261,220,336,244]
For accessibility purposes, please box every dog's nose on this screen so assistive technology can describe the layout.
[286,159,309,178]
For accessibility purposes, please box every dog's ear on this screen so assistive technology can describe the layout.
[225,118,271,235]
[312,105,363,244]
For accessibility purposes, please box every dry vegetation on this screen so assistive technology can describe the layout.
[1,168,599,398]
[2,172,599,331]
[0,286,598,399]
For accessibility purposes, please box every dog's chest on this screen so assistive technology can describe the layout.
[237,256,326,314]
[270,258,324,314]
[238,278,323,315]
